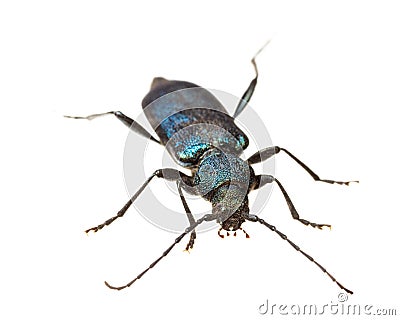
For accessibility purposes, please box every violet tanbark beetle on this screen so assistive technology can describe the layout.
[66,41,357,294]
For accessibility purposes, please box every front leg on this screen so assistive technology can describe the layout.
[177,181,196,252]
[252,175,331,230]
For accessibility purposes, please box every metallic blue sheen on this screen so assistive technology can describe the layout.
[177,142,209,162]
[160,113,192,139]
[142,79,249,167]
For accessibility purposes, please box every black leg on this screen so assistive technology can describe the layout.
[233,40,271,119]
[247,146,279,164]
[247,146,358,186]
[105,214,216,290]
[64,111,160,144]
[85,169,193,233]
[176,181,197,252]
[252,175,331,230]
[246,214,353,294]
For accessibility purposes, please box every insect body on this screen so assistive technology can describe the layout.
[142,77,254,234]
[66,42,357,294]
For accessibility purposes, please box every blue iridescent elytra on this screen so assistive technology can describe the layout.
[142,77,249,167]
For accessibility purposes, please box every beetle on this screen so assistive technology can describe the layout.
[66,41,357,294]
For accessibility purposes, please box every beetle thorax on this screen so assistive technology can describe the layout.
[193,149,251,193]
[191,149,252,227]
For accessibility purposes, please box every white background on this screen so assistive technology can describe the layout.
[1,1,399,319]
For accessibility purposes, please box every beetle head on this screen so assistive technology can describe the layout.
[211,184,249,231]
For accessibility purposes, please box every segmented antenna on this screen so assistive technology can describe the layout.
[247,214,353,294]
[104,214,214,290]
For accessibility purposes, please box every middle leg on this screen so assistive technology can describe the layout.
[85,168,193,233]
[247,146,358,186]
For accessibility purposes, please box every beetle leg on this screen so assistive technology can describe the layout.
[176,181,197,252]
[85,169,193,233]
[64,111,160,144]
[247,146,279,164]
[247,146,358,186]
[252,175,331,230]
[233,40,271,118]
